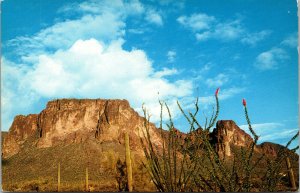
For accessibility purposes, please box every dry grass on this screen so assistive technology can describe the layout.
[2,137,156,192]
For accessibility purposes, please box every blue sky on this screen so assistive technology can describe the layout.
[1,0,298,147]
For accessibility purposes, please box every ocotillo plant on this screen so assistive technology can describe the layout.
[239,98,260,191]
[125,132,133,192]
[178,88,240,192]
[140,88,299,192]
[140,101,197,191]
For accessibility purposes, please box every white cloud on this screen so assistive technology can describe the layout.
[195,19,245,42]
[239,122,284,131]
[153,67,178,78]
[177,13,215,31]
[59,0,145,16]
[145,9,163,26]
[128,28,145,34]
[195,31,211,41]
[1,58,41,130]
[206,73,229,87]
[259,128,299,142]
[178,13,269,44]
[281,33,298,48]
[2,39,194,129]
[239,122,298,145]
[214,20,244,40]
[185,17,245,41]
[7,12,126,57]
[167,50,176,63]
[1,0,192,130]
[218,87,246,100]
[254,47,288,70]
[177,14,243,41]
[241,30,271,46]
[5,0,150,58]
[196,87,245,107]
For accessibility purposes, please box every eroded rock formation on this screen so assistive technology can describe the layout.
[2,99,162,158]
[210,120,254,157]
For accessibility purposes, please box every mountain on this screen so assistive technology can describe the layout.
[3,99,163,158]
[2,99,298,191]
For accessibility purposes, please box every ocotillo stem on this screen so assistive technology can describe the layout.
[285,156,296,190]
[86,167,89,191]
[125,133,133,192]
[58,162,60,192]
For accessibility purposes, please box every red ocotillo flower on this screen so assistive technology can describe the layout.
[242,98,247,107]
[215,88,220,96]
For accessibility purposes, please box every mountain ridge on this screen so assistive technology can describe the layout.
[2,98,298,191]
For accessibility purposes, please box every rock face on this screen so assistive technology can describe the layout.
[2,99,162,158]
[210,120,254,157]
[2,114,38,158]
[257,142,282,157]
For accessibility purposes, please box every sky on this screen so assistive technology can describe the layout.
[1,0,299,148]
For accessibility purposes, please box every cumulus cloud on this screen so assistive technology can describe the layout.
[2,38,194,129]
[254,47,288,70]
[1,0,193,130]
[2,0,249,131]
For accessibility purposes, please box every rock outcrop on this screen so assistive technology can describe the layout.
[257,142,283,157]
[2,114,38,158]
[210,120,254,158]
[2,99,162,158]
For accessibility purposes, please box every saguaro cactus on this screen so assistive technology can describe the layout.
[57,162,61,192]
[86,167,89,191]
[125,132,133,192]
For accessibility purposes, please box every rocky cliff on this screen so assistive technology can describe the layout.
[2,99,162,158]
[210,120,254,157]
